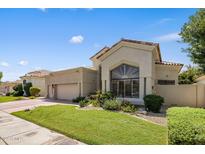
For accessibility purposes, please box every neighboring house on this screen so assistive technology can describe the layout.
[20,70,50,96]
[46,39,183,103]
[0,80,21,95]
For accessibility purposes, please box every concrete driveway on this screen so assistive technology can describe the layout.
[0,98,84,145]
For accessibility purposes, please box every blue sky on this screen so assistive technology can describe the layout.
[0,8,197,81]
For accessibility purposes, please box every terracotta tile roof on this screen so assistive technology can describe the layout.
[90,46,110,59]
[121,38,159,46]
[90,38,161,61]
[155,61,183,66]
[23,70,50,78]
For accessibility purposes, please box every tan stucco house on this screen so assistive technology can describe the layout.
[46,39,183,103]
[20,70,50,96]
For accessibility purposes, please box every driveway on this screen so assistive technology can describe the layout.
[0,98,69,113]
[0,98,84,145]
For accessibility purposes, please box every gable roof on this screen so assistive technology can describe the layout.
[20,70,50,78]
[90,38,162,61]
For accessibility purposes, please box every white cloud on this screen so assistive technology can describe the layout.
[157,18,174,24]
[38,8,47,12]
[85,8,93,11]
[155,32,180,42]
[0,61,9,67]
[69,35,84,44]
[19,60,28,66]
[149,18,174,27]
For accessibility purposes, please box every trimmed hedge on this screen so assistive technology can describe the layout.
[30,87,41,96]
[168,107,205,145]
[144,94,164,113]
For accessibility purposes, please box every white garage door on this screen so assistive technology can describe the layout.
[57,84,79,100]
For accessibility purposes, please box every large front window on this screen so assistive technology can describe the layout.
[111,64,139,98]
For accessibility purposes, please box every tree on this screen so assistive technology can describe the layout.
[178,65,203,84]
[0,72,2,82]
[12,84,24,96]
[179,9,205,72]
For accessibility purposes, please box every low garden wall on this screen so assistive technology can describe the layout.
[156,84,205,108]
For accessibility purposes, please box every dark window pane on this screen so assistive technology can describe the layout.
[111,80,117,96]
[158,80,175,85]
[125,80,131,97]
[133,80,139,98]
[118,81,124,97]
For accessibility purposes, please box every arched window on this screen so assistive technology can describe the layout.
[111,64,139,98]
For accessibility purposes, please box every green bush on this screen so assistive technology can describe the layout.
[168,107,205,145]
[12,84,24,96]
[29,96,36,99]
[121,101,137,113]
[103,99,121,111]
[24,82,32,96]
[94,91,115,107]
[143,94,164,113]
[89,99,100,107]
[72,96,85,103]
[29,87,41,96]
[79,99,89,108]
[6,92,11,96]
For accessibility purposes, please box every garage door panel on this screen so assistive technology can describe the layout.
[57,84,79,100]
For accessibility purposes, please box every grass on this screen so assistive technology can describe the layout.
[13,105,167,145]
[0,96,23,103]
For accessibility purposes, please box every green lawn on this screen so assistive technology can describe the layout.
[0,96,23,103]
[13,105,167,145]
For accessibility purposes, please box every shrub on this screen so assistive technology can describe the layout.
[72,96,85,103]
[143,94,164,113]
[103,99,121,111]
[168,107,205,145]
[121,101,137,113]
[89,99,100,107]
[6,92,11,96]
[23,82,32,96]
[30,87,41,96]
[29,96,36,99]
[12,84,24,96]
[94,91,115,107]
[79,99,89,108]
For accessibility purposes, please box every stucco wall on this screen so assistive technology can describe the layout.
[155,65,179,84]
[46,69,82,85]
[82,68,97,96]
[156,84,205,107]
[100,46,153,100]
[23,77,46,96]
[46,67,97,99]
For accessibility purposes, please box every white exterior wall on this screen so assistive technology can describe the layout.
[155,65,179,85]
[23,77,46,96]
[100,46,153,100]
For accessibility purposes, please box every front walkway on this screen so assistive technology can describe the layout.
[0,98,84,145]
